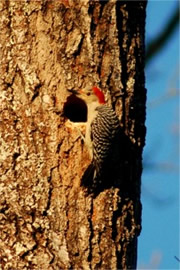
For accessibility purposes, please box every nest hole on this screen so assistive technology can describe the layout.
[64,94,87,122]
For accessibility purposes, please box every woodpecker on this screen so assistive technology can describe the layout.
[68,86,120,191]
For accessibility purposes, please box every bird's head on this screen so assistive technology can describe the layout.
[68,86,106,105]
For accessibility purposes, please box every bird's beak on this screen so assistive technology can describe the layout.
[68,89,86,96]
[68,89,79,95]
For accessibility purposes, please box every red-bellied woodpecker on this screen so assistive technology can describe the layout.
[68,86,120,191]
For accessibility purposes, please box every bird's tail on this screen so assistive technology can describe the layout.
[81,163,95,187]
[81,163,104,196]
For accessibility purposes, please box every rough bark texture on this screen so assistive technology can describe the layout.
[0,0,146,269]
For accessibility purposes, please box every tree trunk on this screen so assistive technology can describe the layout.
[0,0,146,269]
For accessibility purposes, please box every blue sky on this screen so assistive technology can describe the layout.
[137,1,179,269]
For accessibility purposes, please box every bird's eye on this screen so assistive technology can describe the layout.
[87,92,91,96]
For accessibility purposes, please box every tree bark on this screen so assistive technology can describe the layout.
[0,0,146,269]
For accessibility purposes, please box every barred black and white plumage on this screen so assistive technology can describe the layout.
[90,105,120,188]
[68,86,121,194]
